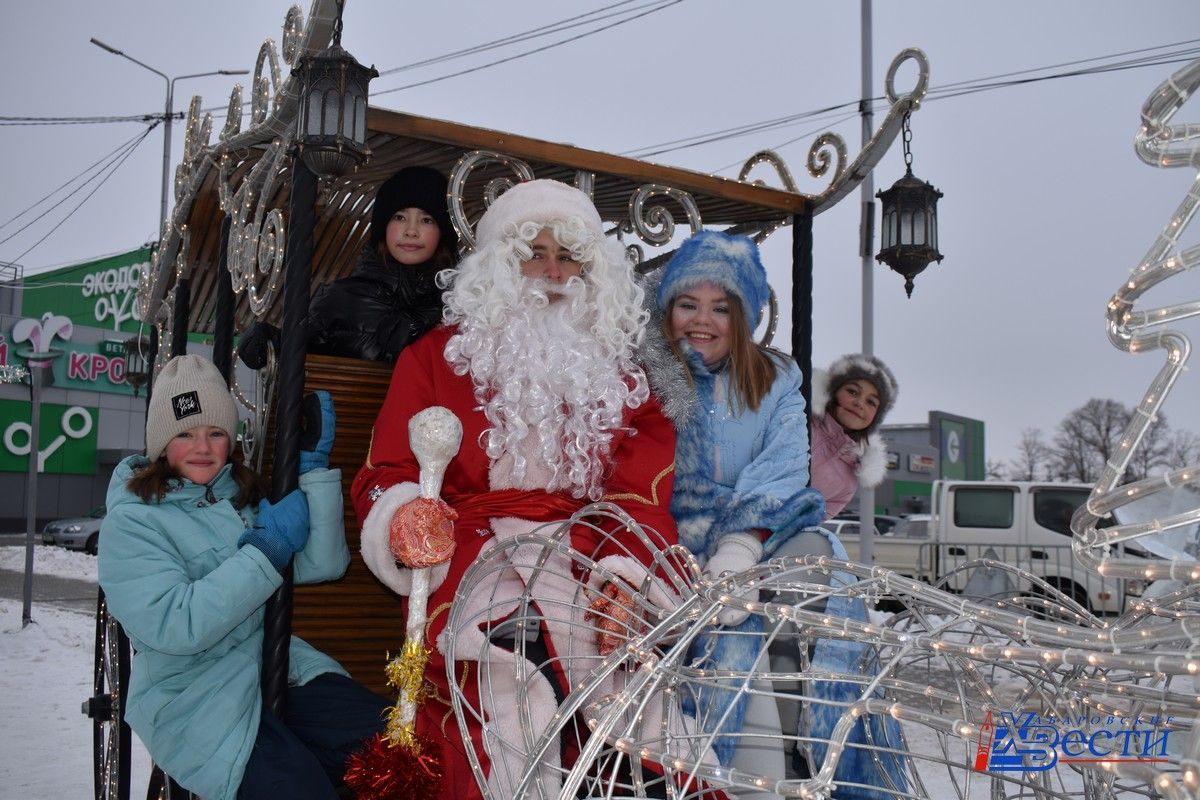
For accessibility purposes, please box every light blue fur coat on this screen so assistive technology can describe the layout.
[644,268,906,795]
[643,271,825,764]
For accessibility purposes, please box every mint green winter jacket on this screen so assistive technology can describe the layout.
[98,456,350,800]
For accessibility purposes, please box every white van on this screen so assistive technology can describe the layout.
[837,481,1143,614]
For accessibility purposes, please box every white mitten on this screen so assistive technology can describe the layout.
[703,533,763,626]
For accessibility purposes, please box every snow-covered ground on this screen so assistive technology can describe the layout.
[0,542,98,583]
[0,596,152,798]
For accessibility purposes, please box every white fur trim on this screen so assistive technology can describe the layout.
[475,179,604,249]
[479,649,561,799]
[811,367,830,418]
[857,434,888,488]
[359,483,451,596]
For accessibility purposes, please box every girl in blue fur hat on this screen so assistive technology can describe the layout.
[655,230,907,799]
[654,230,827,787]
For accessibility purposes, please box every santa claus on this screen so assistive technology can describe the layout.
[352,179,690,800]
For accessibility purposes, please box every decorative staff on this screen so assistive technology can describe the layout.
[347,406,461,800]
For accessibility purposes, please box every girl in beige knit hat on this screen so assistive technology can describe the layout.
[98,354,389,799]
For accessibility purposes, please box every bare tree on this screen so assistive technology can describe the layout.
[1166,429,1200,468]
[1124,411,1172,481]
[1010,427,1052,481]
[986,459,1008,480]
[1051,399,1131,483]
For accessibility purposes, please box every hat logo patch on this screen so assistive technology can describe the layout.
[172,391,202,420]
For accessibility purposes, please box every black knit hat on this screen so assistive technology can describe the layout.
[369,166,457,252]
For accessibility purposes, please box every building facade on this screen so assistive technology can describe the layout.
[0,248,255,533]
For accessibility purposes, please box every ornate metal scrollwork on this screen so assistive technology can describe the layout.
[174,98,213,207]
[150,300,172,376]
[251,37,285,126]
[137,1,317,327]
[736,48,930,218]
[220,84,244,143]
[760,286,778,347]
[739,149,800,192]
[573,170,595,198]
[227,154,288,319]
[628,184,702,247]
[173,226,192,281]
[235,343,278,472]
[448,150,537,251]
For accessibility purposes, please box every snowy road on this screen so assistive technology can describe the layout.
[0,567,97,614]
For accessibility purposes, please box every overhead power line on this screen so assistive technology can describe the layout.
[1,124,157,263]
[0,113,169,126]
[372,0,685,96]
[624,38,1200,162]
[376,0,647,76]
[0,127,158,234]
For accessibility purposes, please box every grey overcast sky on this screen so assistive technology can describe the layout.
[3,0,1199,468]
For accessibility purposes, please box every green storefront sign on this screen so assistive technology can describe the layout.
[20,247,152,334]
[0,331,137,396]
[932,411,986,480]
[0,399,98,475]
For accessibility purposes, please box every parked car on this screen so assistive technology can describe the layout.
[819,518,882,540]
[42,506,105,554]
[891,514,932,538]
[833,512,902,535]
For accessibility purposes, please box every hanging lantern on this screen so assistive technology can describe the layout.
[876,112,943,297]
[122,336,151,397]
[292,0,378,177]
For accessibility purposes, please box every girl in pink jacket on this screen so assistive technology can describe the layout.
[808,354,898,518]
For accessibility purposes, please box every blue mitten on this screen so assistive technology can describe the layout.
[238,489,311,571]
[298,390,335,474]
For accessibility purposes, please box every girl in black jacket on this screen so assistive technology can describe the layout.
[305,166,458,362]
[239,166,458,366]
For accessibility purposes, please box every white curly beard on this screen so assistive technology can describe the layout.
[444,275,647,500]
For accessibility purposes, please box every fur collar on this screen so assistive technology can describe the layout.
[636,270,698,428]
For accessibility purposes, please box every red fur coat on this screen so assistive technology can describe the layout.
[352,324,681,800]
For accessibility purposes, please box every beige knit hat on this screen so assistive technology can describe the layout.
[145,355,238,461]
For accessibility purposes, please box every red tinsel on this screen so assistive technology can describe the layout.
[345,732,444,800]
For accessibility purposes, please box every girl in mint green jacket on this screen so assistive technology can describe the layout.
[99,355,386,799]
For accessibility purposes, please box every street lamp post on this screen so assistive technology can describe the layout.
[89,38,247,235]
[17,350,61,627]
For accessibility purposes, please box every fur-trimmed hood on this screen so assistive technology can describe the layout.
[811,368,888,488]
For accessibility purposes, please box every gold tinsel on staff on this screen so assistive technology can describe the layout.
[347,408,463,800]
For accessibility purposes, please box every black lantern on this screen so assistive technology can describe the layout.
[876,112,943,297]
[122,336,151,397]
[292,0,377,177]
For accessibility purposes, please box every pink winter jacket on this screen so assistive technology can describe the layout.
[809,412,863,518]
[807,368,889,519]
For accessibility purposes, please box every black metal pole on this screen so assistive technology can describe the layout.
[262,159,316,717]
[212,217,235,384]
[144,326,159,418]
[792,211,814,482]
[171,278,190,357]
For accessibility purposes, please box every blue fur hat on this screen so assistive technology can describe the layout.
[656,230,770,329]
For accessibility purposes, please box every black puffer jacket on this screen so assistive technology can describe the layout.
[305,246,444,363]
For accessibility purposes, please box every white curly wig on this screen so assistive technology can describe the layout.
[437,202,650,500]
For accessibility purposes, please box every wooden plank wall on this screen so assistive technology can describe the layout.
[285,354,404,697]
